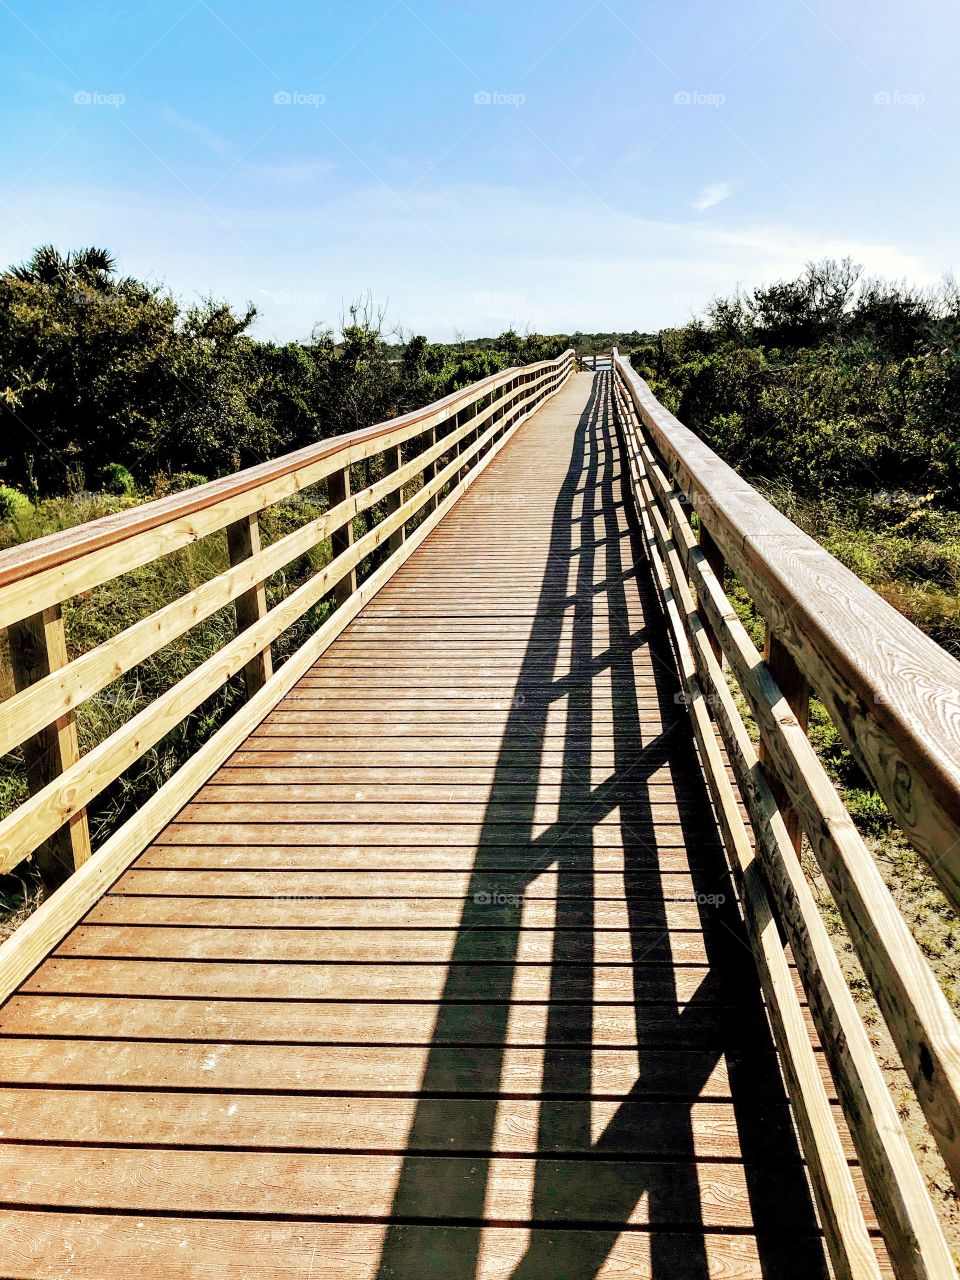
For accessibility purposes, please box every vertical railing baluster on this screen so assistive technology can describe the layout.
[327,465,357,606]
[456,404,471,482]
[698,524,726,663]
[760,628,810,852]
[425,426,439,513]
[6,605,91,883]
[226,513,273,697]
[384,444,405,555]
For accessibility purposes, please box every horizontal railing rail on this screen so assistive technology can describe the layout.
[612,348,960,1280]
[0,350,574,987]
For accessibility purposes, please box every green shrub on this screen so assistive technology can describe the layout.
[100,462,135,496]
[0,484,32,519]
[846,788,892,836]
[153,471,209,496]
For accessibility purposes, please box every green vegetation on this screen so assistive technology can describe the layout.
[100,462,136,496]
[0,485,31,520]
[633,258,960,499]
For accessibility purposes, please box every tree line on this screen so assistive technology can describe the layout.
[632,258,960,505]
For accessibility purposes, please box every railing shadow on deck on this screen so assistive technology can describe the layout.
[375,372,829,1279]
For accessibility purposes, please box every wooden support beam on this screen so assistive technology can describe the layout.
[225,514,273,698]
[760,627,810,852]
[327,467,357,606]
[699,524,725,662]
[455,407,470,482]
[481,392,497,459]
[383,445,405,556]
[494,383,506,437]
[357,458,373,535]
[424,427,439,513]
[5,607,91,883]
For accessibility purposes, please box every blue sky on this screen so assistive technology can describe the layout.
[2,0,958,341]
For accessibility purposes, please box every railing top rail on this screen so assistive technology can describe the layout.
[612,347,960,892]
[0,351,573,591]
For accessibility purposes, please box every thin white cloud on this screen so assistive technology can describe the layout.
[244,158,335,184]
[692,181,732,212]
[158,107,232,156]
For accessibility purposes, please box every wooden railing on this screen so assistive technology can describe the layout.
[0,350,575,993]
[612,348,960,1280]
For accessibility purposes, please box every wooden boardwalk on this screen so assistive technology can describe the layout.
[0,372,835,1277]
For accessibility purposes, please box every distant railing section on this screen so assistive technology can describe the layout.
[612,348,960,1280]
[0,351,575,891]
[577,351,611,371]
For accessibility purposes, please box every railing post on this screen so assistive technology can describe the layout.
[358,457,373,534]
[455,405,471,482]
[698,523,725,663]
[226,513,273,698]
[6,606,91,883]
[760,628,810,852]
[481,391,494,457]
[425,426,439,513]
[487,383,505,453]
[384,444,405,555]
[509,373,521,428]
[327,465,357,606]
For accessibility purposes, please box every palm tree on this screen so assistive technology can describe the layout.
[8,245,117,291]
